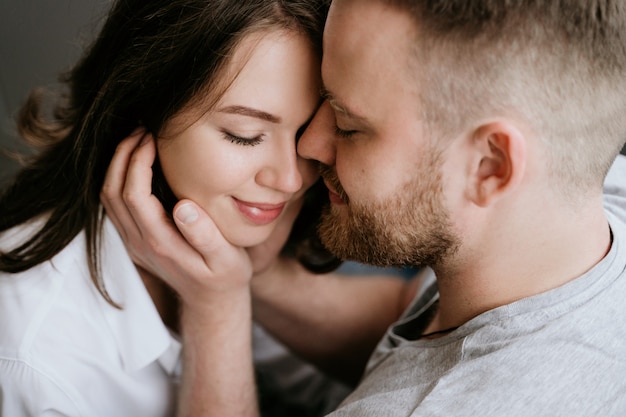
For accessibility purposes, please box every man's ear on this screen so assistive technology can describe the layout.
[466,121,526,207]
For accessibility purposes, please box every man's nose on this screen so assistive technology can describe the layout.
[297,100,337,167]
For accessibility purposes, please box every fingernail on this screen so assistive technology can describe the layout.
[175,203,198,224]
[130,126,144,137]
[139,133,151,146]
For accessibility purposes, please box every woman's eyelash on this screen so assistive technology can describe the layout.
[222,131,263,146]
[335,126,357,138]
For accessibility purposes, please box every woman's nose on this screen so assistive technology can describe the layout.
[255,138,303,194]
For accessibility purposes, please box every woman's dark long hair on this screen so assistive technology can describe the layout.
[0,0,339,307]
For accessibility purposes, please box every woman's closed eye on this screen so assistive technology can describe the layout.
[222,130,264,146]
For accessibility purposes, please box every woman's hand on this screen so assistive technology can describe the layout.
[101,130,253,309]
[101,131,264,417]
[101,130,301,302]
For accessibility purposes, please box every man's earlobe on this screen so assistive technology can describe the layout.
[467,122,526,207]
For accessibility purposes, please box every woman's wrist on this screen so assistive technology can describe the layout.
[177,283,257,417]
[180,286,252,326]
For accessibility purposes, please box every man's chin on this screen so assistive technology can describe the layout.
[318,214,389,266]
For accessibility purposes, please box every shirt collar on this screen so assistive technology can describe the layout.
[97,217,182,375]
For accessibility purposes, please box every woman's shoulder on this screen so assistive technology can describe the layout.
[0,215,48,252]
[0,218,102,359]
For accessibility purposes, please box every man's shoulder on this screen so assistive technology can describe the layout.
[335,323,626,417]
[604,154,626,222]
[343,270,626,417]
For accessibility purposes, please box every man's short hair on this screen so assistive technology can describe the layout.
[387,0,626,200]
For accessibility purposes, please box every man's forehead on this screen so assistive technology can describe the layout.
[324,0,416,63]
[321,0,418,107]
[325,0,384,50]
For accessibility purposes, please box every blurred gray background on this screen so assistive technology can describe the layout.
[0,1,625,188]
[0,0,108,185]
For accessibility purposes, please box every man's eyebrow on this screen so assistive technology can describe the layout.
[218,105,281,123]
[320,86,367,123]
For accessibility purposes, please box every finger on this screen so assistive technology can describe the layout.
[101,128,146,243]
[173,200,253,288]
[121,132,162,229]
[119,135,195,269]
[121,133,178,243]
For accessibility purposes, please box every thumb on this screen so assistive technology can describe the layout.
[173,200,253,286]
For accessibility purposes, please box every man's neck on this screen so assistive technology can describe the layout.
[428,197,612,333]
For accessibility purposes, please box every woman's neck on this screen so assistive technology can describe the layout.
[136,265,181,333]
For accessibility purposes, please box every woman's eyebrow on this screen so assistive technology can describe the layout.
[218,105,281,123]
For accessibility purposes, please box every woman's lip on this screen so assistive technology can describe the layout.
[233,198,286,225]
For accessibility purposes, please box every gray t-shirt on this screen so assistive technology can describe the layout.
[328,156,626,416]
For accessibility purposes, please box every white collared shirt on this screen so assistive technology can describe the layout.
[0,217,182,416]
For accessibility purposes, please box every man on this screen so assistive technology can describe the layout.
[293,2,626,416]
[102,0,626,415]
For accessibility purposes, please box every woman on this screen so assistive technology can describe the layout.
[0,0,337,415]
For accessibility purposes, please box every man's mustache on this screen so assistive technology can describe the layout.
[318,163,350,204]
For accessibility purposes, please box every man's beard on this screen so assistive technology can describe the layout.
[317,150,459,268]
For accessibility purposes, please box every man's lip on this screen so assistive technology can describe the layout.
[232,198,287,225]
[323,181,346,205]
